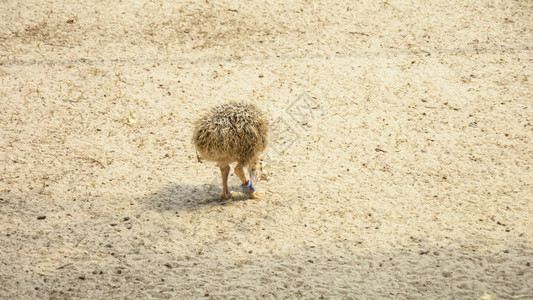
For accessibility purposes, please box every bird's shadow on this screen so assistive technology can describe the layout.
[137,181,250,212]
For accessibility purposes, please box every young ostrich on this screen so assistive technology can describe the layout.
[192,102,269,199]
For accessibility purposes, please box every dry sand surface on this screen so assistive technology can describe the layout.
[1,0,532,299]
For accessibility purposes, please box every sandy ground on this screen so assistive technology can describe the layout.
[1,0,532,299]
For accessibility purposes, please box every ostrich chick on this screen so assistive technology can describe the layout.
[192,102,269,199]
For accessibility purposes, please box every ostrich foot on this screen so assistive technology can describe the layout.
[220,191,232,200]
[249,191,263,199]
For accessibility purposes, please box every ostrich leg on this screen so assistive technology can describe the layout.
[235,162,262,199]
[219,164,231,199]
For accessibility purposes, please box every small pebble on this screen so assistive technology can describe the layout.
[526,262,531,267]
[37,216,46,220]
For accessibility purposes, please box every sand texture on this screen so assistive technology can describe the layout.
[1,0,532,299]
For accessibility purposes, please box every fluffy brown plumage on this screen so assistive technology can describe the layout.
[193,102,269,167]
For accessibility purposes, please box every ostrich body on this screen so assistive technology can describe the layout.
[192,102,269,199]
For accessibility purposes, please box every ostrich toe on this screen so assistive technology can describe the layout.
[249,191,263,199]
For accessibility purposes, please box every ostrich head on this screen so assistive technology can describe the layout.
[248,157,269,183]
